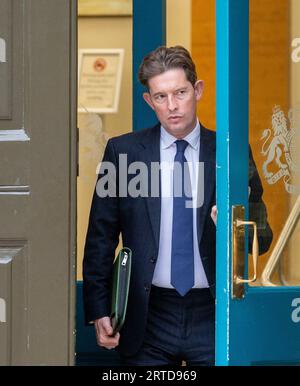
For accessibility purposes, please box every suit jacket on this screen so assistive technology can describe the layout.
[82,123,273,358]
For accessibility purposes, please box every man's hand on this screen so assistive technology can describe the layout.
[210,187,250,226]
[94,316,120,349]
[211,205,217,225]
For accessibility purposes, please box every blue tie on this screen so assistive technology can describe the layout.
[171,140,195,296]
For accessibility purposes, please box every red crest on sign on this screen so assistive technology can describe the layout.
[94,58,107,72]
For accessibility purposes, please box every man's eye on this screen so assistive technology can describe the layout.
[155,95,166,102]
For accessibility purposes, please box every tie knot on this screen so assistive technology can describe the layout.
[175,140,189,153]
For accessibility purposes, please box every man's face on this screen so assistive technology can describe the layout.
[143,68,203,138]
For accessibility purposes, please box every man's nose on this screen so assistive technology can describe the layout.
[167,94,178,111]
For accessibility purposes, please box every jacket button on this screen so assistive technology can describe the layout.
[150,257,156,263]
[144,285,150,292]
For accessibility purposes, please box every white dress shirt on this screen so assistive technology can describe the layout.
[152,121,209,289]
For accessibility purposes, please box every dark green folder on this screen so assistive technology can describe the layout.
[110,247,132,335]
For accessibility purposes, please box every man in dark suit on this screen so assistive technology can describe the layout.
[83,46,273,365]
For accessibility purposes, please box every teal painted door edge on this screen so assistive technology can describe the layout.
[216,0,249,365]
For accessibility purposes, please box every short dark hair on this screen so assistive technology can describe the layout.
[138,45,197,88]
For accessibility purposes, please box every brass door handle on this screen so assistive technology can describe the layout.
[232,205,258,299]
[234,219,258,284]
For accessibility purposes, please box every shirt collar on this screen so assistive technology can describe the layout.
[160,120,200,150]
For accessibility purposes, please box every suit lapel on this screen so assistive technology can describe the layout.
[197,126,216,244]
[137,124,161,250]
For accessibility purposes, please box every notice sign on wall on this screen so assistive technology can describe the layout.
[78,49,124,113]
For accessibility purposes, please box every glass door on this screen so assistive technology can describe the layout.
[216,0,300,366]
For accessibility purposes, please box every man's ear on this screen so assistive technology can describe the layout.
[143,92,155,111]
[194,80,204,101]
